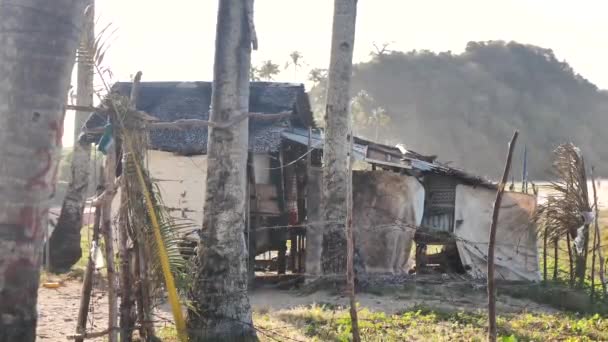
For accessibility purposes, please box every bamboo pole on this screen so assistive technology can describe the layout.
[74,165,104,342]
[487,131,518,342]
[118,72,142,341]
[101,141,119,342]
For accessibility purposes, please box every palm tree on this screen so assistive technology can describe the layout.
[49,0,96,272]
[187,0,257,340]
[257,60,280,80]
[285,51,304,79]
[0,1,87,340]
[321,0,358,275]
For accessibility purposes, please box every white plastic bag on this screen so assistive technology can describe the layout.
[90,241,105,269]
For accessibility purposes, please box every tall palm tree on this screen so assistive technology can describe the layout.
[321,0,358,275]
[285,51,304,79]
[0,1,87,340]
[187,0,257,340]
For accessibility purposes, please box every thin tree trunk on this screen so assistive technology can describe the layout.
[75,166,104,342]
[487,131,518,342]
[49,0,95,272]
[187,0,258,340]
[102,148,119,342]
[321,0,358,276]
[0,2,86,341]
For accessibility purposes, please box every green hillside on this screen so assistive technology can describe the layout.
[309,41,608,179]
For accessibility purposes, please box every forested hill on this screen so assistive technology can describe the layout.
[309,41,608,179]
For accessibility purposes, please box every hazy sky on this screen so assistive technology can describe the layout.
[63,0,608,146]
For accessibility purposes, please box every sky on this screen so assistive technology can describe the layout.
[63,0,608,146]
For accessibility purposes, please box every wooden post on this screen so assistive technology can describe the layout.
[118,72,142,342]
[567,233,574,287]
[101,142,119,342]
[346,128,361,342]
[543,224,548,282]
[576,157,592,289]
[487,131,518,342]
[74,166,104,342]
[136,240,155,338]
[247,153,258,285]
[591,167,607,296]
[553,237,559,281]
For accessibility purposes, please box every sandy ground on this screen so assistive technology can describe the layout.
[36,278,555,341]
[36,279,173,341]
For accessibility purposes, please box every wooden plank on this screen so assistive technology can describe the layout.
[255,199,280,215]
[414,229,456,245]
[255,184,278,200]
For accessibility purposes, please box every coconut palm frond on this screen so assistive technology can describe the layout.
[119,131,196,296]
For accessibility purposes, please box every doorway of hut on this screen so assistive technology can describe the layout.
[412,174,467,275]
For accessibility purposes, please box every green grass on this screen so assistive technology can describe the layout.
[156,305,607,342]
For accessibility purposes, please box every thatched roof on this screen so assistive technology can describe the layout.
[81,81,313,154]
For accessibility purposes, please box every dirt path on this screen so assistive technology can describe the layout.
[37,281,109,341]
[36,279,173,341]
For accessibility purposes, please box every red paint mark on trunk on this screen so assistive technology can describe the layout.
[19,206,46,239]
[26,149,52,190]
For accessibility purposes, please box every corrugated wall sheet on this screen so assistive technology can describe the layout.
[421,175,457,232]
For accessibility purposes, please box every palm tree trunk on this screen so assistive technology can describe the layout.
[187,0,257,340]
[0,1,86,340]
[321,0,358,276]
[49,0,95,272]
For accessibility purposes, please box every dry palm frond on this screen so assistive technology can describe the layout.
[535,143,591,242]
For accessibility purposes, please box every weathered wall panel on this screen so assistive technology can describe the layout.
[454,185,540,281]
[353,171,425,274]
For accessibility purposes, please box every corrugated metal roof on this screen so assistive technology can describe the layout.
[281,128,368,160]
[281,128,496,188]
